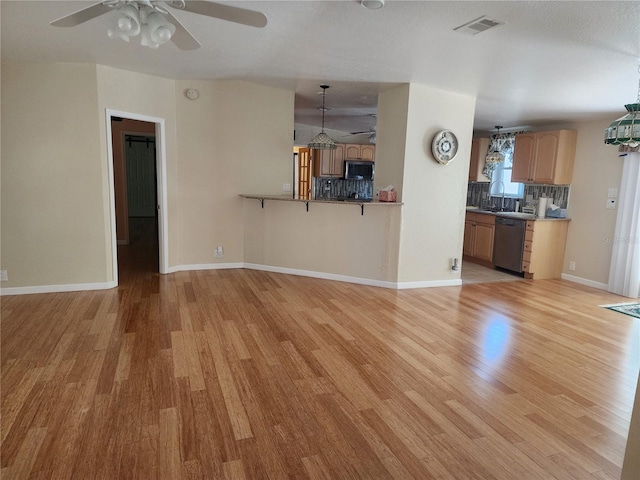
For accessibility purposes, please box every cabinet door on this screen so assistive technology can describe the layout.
[463,221,475,256]
[360,145,375,161]
[345,144,361,159]
[474,224,495,261]
[469,139,480,181]
[332,144,345,176]
[314,149,334,177]
[512,134,536,183]
[532,132,559,184]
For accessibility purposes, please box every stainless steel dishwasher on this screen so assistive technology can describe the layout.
[492,217,526,273]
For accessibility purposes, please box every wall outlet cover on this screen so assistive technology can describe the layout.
[606,198,617,209]
[607,188,619,198]
[0,270,7,281]
[568,261,576,271]
[282,183,291,192]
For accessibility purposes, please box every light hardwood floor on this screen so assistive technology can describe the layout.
[2,223,639,479]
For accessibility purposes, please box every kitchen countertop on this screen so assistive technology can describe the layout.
[466,206,570,221]
[241,194,403,206]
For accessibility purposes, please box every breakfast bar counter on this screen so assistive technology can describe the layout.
[240,194,403,206]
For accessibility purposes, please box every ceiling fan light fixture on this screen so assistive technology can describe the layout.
[107,4,140,42]
[144,11,176,45]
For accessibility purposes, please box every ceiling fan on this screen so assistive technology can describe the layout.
[50,0,267,50]
[344,126,377,144]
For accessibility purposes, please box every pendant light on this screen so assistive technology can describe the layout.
[308,85,337,150]
[485,126,505,165]
[605,65,640,147]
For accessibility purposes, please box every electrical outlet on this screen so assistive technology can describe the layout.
[282,183,291,192]
[0,270,7,281]
[214,246,223,258]
[376,188,380,197]
[606,198,617,209]
[569,261,576,271]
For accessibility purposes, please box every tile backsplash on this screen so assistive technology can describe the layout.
[313,177,373,200]
[467,182,570,210]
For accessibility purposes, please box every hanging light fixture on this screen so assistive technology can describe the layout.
[106,1,176,49]
[308,85,337,150]
[485,126,505,165]
[605,65,640,147]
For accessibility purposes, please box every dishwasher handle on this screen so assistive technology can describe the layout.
[495,217,526,227]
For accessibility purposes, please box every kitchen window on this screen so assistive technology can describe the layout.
[490,144,524,198]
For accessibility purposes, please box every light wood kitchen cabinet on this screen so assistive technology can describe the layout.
[522,219,570,279]
[512,130,577,184]
[463,212,495,265]
[344,144,376,161]
[313,145,344,177]
[469,138,491,182]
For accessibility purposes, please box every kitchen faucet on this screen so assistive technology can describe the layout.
[490,180,506,211]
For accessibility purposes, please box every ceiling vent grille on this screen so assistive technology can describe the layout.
[454,16,503,35]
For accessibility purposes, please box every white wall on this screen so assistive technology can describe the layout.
[175,80,294,267]
[96,65,179,270]
[562,118,624,286]
[243,201,401,283]
[1,63,108,288]
[396,84,476,283]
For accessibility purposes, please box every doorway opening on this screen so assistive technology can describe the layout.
[106,110,169,287]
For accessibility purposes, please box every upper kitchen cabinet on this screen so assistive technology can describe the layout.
[344,144,376,161]
[469,138,491,182]
[512,130,577,184]
[313,145,344,177]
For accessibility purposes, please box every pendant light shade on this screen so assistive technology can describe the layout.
[485,126,505,165]
[605,66,640,147]
[605,103,640,147]
[308,85,337,150]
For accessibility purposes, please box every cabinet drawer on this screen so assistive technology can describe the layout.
[524,241,533,252]
[522,261,532,273]
[523,251,532,263]
[526,221,535,231]
[525,230,534,242]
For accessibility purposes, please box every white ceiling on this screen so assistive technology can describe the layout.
[3,1,640,134]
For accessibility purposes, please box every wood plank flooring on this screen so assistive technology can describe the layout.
[2,221,639,479]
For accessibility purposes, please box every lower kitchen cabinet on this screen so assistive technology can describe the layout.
[522,219,569,279]
[463,213,495,265]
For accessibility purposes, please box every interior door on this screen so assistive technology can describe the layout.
[298,147,312,199]
[125,135,157,217]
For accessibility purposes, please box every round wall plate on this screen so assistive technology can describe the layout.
[431,130,458,164]
[185,88,199,100]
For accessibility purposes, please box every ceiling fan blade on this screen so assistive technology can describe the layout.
[164,10,202,50]
[174,1,267,28]
[50,2,113,27]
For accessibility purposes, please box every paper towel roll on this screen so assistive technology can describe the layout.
[537,197,548,218]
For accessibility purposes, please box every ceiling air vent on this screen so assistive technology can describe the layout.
[454,16,503,35]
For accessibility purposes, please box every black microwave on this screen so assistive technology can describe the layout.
[344,160,375,180]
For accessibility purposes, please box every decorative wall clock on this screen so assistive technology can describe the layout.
[431,130,458,164]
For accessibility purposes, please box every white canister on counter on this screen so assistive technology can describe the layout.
[537,197,548,218]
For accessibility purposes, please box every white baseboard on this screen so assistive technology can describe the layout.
[1,264,462,295]
[166,263,244,274]
[396,279,463,289]
[561,273,608,291]
[0,281,117,296]
[243,263,399,289]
